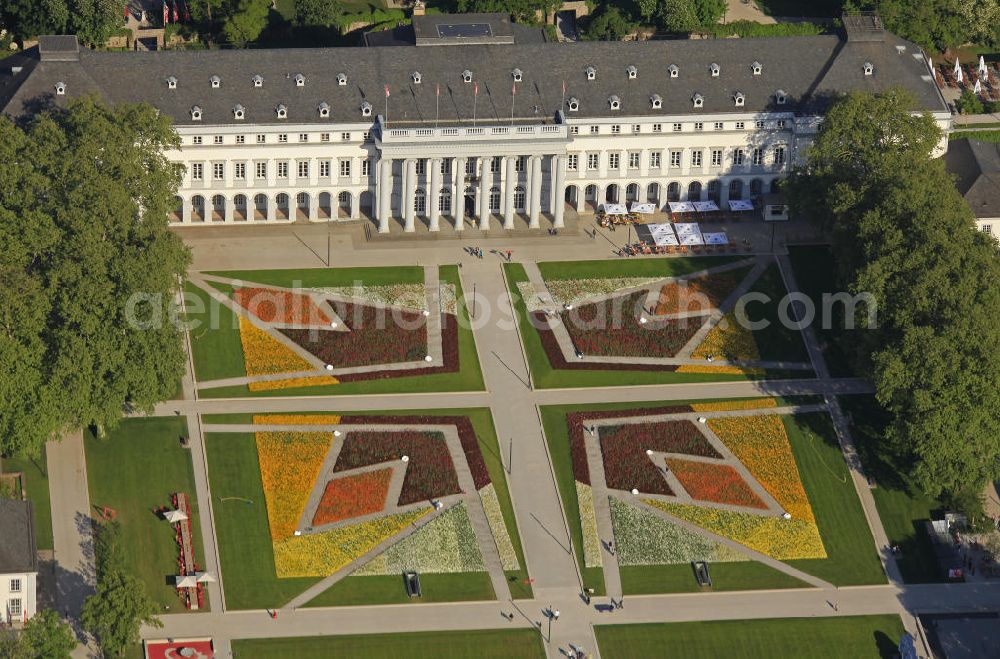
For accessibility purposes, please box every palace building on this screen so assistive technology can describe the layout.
[0,13,950,233]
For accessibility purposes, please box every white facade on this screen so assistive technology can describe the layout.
[1,572,37,626]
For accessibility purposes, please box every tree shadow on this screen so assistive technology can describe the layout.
[873,630,898,658]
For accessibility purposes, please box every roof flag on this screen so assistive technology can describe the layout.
[183,0,190,22]
[163,0,168,24]
[385,83,390,97]
[173,2,179,23]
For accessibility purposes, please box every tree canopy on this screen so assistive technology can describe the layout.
[581,6,637,41]
[0,97,190,458]
[1,609,78,658]
[0,0,125,45]
[787,89,1000,502]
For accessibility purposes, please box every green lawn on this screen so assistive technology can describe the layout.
[595,615,906,659]
[536,255,743,281]
[184,280,246,381]
[232,629,545,659]
[191,266,485,395]
[744,263,811,364]
[2,448,54,550]
[539,403,883,594]
[84,417,209,612]
[206,408,530,609]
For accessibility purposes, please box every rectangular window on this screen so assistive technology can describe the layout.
[735,121,745,130]
[416,160,426,176]
[8,599,21,618]
[628,152,640,169]
[213,135,223,145]
[570,126,580,135]
[278,134,288,143]
[711,149,723,167]
[733,148,745,166]
[277,161,289,178]
[652,123,662,133]
[191,163,203,180]
[439,192,451,213]
[608,152,620,169]
[341,132,351,141]
[777,119,787,129]
[297,161,309,178]
[632,124,641,133]
[298,133,308,143]
[714,121,724,131]
[567,154,578,171]
[320,160,330,177]
[515,156,526,173]
[982,224,993,234]
[587,153,599,170]
[669,150,681,169]
[235,135,245,144]
[590,125,599,134]
[691,150,703,167]
[649,152,661,169]
[10,579,21,593]
[255,162,267,179]
[256,134,265,143]
[672,122,682,132]
[773,146,786,166]
[466,159,476,175]
[440,159,451,175]
[611,124,621,134]
[694,122,704,131]
[192,136,203,145]
[234,162,245,179]
[321,133,330,142]
[752,148,764,166]
[755,120,765,129]
[490,156,501,173]
[362,160,371,177]
[212,162,224,180]
[339,159,351,177]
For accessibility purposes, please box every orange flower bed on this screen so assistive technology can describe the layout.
[665,458,766,509]
[248,375,339,391]
[691,398,778,412]
[239,316,316,376]
[707,415,815,522]
[253,414,342,425]
[654,271,745,315]
[234,287,332,327]
[312,468,393,526]
[256,431,332,540]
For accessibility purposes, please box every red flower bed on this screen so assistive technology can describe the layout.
[338,414,491,490]
[559,290,703,358]
[566,406,693,485]
[532,313,680,372]
[234,287,332,327]
[654,270,746,315]
[599,421,719,495]
[312,468,393,526]
[338,313,459,382]
[281,301,427,368]
[334,430,460,506]
[665,458,766,508]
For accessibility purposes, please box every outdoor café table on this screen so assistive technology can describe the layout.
[703,232,729,245]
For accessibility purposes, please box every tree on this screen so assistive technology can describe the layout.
[14,609,78,658]
[955,88,984,115]
[67,0,127,47]
[635,0,660,22]
[582,6,636,41]
[221,0,270,46]
[958,0,1000,48]
[295,0,342,28]
[690,0,725,25]
[787,89,1000,499]
[0,97,190,459]
[868,0,967,52]
[0,0,70,41]
[659,0,698,33]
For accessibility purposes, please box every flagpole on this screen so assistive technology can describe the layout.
[511,83,516,126]
[384,83,389,129]
[473,81,478,128]
[436,83,440,129]
[561,80,566,116]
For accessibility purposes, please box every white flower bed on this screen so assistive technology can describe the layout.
[576,481,603,568]
[544,277,663,308]
[439,283,458,315]
[608,496,747,566]
[311,284,427,311]
[354,503,486,575]
[516,282,549,313]
[479,483,521,571]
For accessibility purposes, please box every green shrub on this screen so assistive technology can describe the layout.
[955,88,985,115]
[702,19,827,38]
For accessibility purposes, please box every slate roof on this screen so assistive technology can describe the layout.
[945,139,1000,219]
[1,29,947,127]
[0,500,38,574]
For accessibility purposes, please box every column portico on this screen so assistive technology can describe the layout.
[454,157,466,231]
[529,156,542,229]
[503,156,516,230]
[181,198,191,224]
[478,174,490,231]
[403,158,416,232]
[267,195,277,223]
[429,158,441,232]
[554,155,566,228]
[377,158,392,233]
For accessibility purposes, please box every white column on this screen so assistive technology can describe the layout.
[378,158,392,233]
[267,194,277,223]
[554,155,566,228]
[266,158,276,187]
[308,192,319,222]
[503,156,516,229]
[224,195,234,223]
[429,158,441,232]
[403,158,416,232]
[181,198,191,224]
[454,157,465,232]
[639,148,649,177]
[529,156,542,229]
[478,165,490,231]
[350,191,360,219]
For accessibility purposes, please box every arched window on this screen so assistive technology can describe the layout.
[750,178,763,198]
[191,195,204,208]
[296,192,308,208]
[234,194,247,209]
[338,191,351,208]
[414,188,426,214]
[489,187,501,212]
[770,178,782,194]
[687,181,702,201]
[707,180,721,203]
[254,194,267,206]
[626,183,639,202]
[276,193,289,207]
[439,189,452,214]
[728,179,743,200]
[513,186,526,211]
[667,182,681,202]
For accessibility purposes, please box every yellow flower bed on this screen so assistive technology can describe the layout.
[239,316,315,376]
[691,398,778,412]
[273,508,430,577]
[256,431,332,540]
[675,364,764,375]
[644,499,826,560]
[692,312,760,361]
[248,376,339,392]
[707,415,815,523]
[252,414,342,425]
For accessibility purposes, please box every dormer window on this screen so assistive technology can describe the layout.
[191,105,202,121]
[294,73,305,87]
[412,71,422,84]
[233,104,245,120]
[360,101,372,117]
[462,70,473,83]
[337,72,347,86]
[775,89,787,105]
[276,104,287,119]
[650,94,662,109]
[210,75,220,88]
[692,93,704,108]
[512,68,522,82]
[751,61,762,75]
[55,81,66,95]
[863,62,874,76]
[318,102,330,118]
[252,75,263,88]
[608,95,620,110]
[734,91,745,107]
[585,66,596,80]
[166,76,177,89]
[709,63,720,77]
[668,64,679,78]
[567,97,579,112]
[626,65,637,79]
